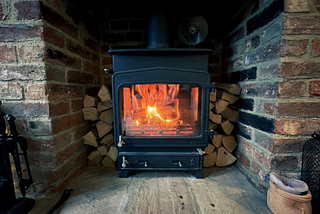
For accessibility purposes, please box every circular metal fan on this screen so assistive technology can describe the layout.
[178,16,208,46]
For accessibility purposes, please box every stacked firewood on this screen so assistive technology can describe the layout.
[204,83,242,167]
[82,85,117,167]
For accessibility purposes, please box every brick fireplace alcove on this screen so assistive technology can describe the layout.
[0,0,319,193]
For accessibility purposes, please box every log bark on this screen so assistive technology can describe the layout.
[215,83,241,95]
[82,107,99,121]
[96,121,112,139]
[87,150,103,163]
[98,85,112,102]
[99,108,113,125]
[216,147,237,167]
[83,130,99,147]
[83,95,99,108]
[210,91,216,102]
[204,151,217,167]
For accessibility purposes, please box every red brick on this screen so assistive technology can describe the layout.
[45,48,81,69]
[0,26,41,42]
[43,24,65,48]
[209,54,220,63]
[49,101,70,116]
[283,15,320,34]
[272,138,305,153]
[56,139,85,167]
[51,112,84,134]
[282,39,309,56]
[275,119,320,135]
[310,80,320,97]
[312,38,320,57]
[46,64,66,82]
[83,60,100,74]
[102,56,112,65]
[0,64,45,81]
[83,36,99,52]
[27,84,47,100]
[75,148,90,167]
[281,62,320,78]
[208,65,222,74]
[277,102,320,117]
[66,39,90,60]
[46,84,84,100]
[41,4,78,39]
[29,151,56,169]
[284,0,309,12]
[0,4,4,21]
[253,148,270,168]
[14,1,41,20]
[251,162,267,181]
[18,44,44,62]
[236,151,250,169]
[28,120,52,136]
[27,132,71,152]
[270,155,298,171]
[278,81,306,97]
[67,70,94,84]
[71,99,83,112]
[0,82,23,100]
[238,138,254,155]
[71,123,92,141]
[91,52,99,64]
[0,45,17,63]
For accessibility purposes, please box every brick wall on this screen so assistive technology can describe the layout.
[223,0,320,188]
[0,0,106,193]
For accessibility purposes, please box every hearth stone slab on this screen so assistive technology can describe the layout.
[29,165,272,214]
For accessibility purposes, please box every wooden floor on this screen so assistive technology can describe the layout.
[29,166,272,214]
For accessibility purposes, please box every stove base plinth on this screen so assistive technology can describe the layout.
[119,170,131,178]
[118,169,204,179]
[189,169,203,179]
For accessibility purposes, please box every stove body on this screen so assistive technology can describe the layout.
[109,48,215,178]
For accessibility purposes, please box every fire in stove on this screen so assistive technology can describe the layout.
[121,83,200,136]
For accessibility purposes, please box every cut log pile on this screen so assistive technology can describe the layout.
[204,83,242,168]
[82,85,117,168]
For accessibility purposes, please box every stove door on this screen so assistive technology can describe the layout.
[119,83,201,137]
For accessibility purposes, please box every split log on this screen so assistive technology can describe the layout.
[87,150,103,163]
[204,151,218,167]
[100,133,114,147]
[83,95,99,108]
[210,91,216,102]
[99,109,113,125]
[95,121,112,139]
[82,107,99,121]
[209,121,218,130]
[97,144,109,156]
[212,133,222,148]
[215,83,241,95]
[97,100,112,112]
[222,135,238,153]
[83,130,99,147]
[209,111,222,124]
[221,91,239,104]
[221,107,238,122]
[221,120,234,135]
[108,146,118,162]
[216,147,237,167]
[101,156,115,168]
[204,143,215,155]
[98,85,111,102]
[215,100,229,114]
[209,102,214,111]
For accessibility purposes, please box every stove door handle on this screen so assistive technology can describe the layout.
[118,135,125,147]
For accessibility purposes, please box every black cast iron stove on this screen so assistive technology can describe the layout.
[109,48,215,178]
[108,11,215,178]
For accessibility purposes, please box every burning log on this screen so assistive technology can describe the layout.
[82,85,117,168]
[204,83,242,168]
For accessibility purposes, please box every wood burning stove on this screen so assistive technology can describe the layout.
[109,48,215,178]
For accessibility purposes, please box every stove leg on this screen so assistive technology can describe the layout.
[189,170,204,179]
[119,170,131,178]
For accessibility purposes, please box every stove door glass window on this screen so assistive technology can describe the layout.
[120,84,201,136]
